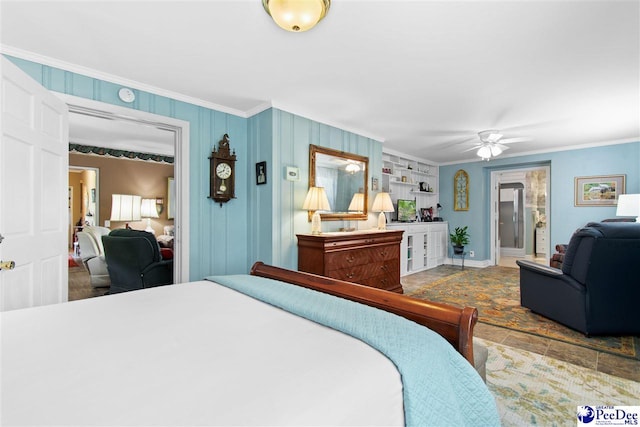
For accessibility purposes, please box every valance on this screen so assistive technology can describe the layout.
[69,144,174,164]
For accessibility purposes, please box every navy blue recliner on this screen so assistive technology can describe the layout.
[102,229,173,294]
[516,222,640,336]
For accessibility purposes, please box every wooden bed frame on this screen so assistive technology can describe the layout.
[250,262,478,365]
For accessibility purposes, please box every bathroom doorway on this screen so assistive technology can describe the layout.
[490,166,550,266]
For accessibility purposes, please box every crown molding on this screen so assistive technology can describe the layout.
[1,45,248,118]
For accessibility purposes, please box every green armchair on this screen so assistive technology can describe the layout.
[102,229,173,294]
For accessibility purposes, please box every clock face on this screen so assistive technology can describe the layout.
[216,162,232,179]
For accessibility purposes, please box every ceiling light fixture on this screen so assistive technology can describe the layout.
[345,163,360,174]
[476,144,492,161]
[262,0,331,32]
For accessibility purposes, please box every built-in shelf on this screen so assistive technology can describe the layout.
[382,151,439,220]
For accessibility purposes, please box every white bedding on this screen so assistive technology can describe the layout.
[1,281,404,426]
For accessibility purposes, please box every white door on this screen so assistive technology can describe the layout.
[0,57,69,311]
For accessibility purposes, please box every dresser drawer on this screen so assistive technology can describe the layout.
[325,250,370,270]
[326,265,369,282]
[368,244,399,262]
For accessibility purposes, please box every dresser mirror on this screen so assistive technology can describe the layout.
[309,145,368,221]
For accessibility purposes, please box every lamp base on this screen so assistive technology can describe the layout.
[311,211,322,234]
[377,211,387,230]
[144,218,155,234]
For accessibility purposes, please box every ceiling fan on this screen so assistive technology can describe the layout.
[463,130,531,160]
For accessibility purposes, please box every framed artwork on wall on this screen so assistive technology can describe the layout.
[574,174,625,206]
[454,169,469,211]
[256,161,267,185]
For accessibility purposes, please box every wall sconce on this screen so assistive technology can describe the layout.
[156,198,164,215]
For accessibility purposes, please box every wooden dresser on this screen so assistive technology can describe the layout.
[297,230,404,293]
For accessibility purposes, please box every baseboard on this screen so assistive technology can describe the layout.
[446,258,494,269]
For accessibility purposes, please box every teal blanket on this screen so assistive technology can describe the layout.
[206,274,500,427]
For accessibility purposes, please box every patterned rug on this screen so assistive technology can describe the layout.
[480,338,640,426]
[408,266,640,360]
[68,255,79,268]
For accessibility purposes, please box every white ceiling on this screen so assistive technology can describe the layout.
[2,0,638,164]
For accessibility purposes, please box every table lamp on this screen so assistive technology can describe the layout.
[372,192,394,230]
[616,194,640,222]
[303,187,331,234]
[140,198,160,233]
[348,193,364,212]
[110,194,141,229]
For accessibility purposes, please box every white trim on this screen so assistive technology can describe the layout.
[437,137,640,167]
[56,93,190,283]
[490,165,550,267]
[69,165,100,226]
[3,45,245,119]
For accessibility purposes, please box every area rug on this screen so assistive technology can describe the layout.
[408,266,640,360]
[480,338,640,426]
[68,255,80,268]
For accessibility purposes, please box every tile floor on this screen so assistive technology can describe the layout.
[402,264,640,382]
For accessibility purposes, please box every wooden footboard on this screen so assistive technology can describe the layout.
[250,262,478,365]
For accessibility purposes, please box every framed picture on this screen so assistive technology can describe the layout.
[454,169,469,211]
[256,161,267,185]
[574,174,625,206]
[371,177,379,191]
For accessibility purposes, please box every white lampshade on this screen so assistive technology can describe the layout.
[372,192,394,230]
[371,192,394,213]
[348,193,365,212]
[477,145,492,160]
[303,187,331,234]
[490,144,503,156]
[616,194,640,222]
[263,0,330,32]
[110,194,141,222]
[140,199,160,219]
[140,198,160,234]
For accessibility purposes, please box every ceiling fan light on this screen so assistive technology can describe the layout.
[490,144,503,156]
[263,0,330,32]
[477,145,492,159]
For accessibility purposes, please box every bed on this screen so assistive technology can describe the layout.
[1,262,499,426]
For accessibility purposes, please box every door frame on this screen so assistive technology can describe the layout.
[68,165,100,245]
[490,166,550,265]
[56,93,190,283]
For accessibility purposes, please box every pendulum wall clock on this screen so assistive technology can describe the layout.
[209,134,237,206]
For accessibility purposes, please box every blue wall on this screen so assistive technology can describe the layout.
[248,109,382,271]
[7,55,383,276]
[6,55,250,280]
[440,142,640,260]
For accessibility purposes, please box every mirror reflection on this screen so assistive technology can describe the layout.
[309,145,368,221]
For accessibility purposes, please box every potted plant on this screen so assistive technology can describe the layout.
[450,226,470,254]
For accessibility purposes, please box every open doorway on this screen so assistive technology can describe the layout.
[58,93,190,300]
[68,167,99,251]
[490,166,550,267]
